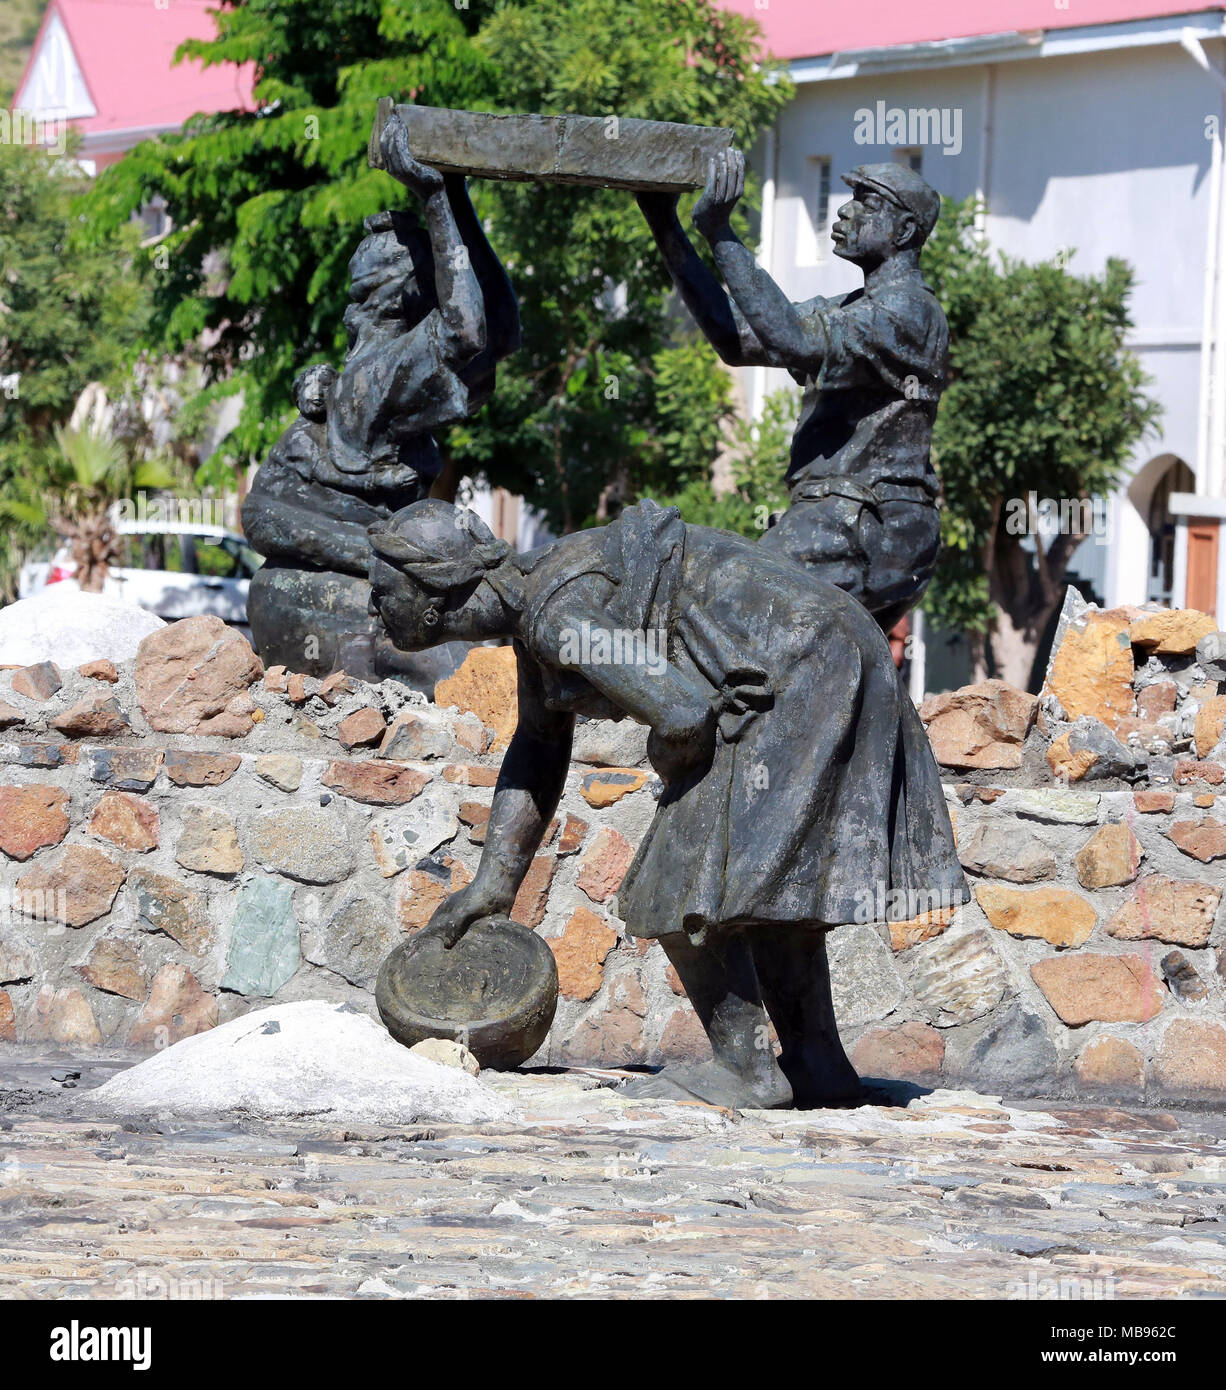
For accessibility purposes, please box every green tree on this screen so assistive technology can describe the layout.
[77,0,790,531]
[921,197,1161,689]
[0,140,152,596]
[648,386,793,535]
[0,0,43,107]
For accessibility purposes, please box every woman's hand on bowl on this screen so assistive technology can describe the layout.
[424,881,512,950]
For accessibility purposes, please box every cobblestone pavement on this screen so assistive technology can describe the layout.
[1,1056,1225,1299]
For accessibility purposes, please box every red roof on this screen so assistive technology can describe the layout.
[720,0,1226,61]
[14,0,254,135]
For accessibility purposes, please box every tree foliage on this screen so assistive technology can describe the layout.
[921,196,1161,685]
[0,140,153,594]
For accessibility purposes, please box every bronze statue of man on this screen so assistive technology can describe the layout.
[639,153,947,631]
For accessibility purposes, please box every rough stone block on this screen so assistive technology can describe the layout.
[372,103,734,193]
[221,877,300,998]
[909,928,1008,1025]
[0,783,70,860]
[1031,953,1163,1026]
[250,807,357,884]
[976,884,1095,948]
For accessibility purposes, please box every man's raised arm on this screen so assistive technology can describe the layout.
[637,190,770,367]
[690,148,824,375]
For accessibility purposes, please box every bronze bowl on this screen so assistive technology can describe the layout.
[375,915,559,1070]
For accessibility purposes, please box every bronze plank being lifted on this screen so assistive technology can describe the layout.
[368,100,734,193]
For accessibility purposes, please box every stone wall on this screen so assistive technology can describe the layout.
[1,601,1224,1105]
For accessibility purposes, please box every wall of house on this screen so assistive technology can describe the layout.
[1,609,1225,1104]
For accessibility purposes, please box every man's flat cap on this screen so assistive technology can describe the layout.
[841,163,940,237]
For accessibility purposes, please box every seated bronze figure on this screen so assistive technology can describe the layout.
[242,111,520,686]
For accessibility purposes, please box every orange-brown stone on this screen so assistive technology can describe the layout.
[337,707,387,749]
[11,661,61,702]
[322,761,429,805]
[577,827,636,903]
[1043,613,1134,730]
[1155,1018,1226,1099]
[852,1021,945,1081]
[1168,816,1226,862]
[558,813,589,855]
[1106,874,1221,948]
[134,615,263,736]
[29,985,100,1046]
[78,659,118,683]
[128,964,216,1048]
[49,695,128,738]
[1074,1036,1145,1092]
[442,764,499,787]
[580,768,649,808]
[1130,608,1216,656]
[1194,696,1226,758]
[887,906,956,952]
[88,791,159,852]
[549,906,618,1000]
[77,938,146,1000]
[0,784,70,860]
[163,750,241,787]
[15,845,125,927]
[918,679,1037,770]
[435,646,519,750]
[1031,952,1163,1026]
[510,854,557,929]
[1045,731,1100,782]
[975,883,1096,948]
[1074,821,1144,889]
[396,858,474,931]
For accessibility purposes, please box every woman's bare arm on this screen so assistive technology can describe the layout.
[427,650,573,946]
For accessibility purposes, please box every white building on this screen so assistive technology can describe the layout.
[722,0,1226,677]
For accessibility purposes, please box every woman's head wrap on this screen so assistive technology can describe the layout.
[369,500,514,595]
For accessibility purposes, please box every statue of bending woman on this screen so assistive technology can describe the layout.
[368,498,967,1109]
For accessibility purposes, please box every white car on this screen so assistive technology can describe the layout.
[18,521,262,631]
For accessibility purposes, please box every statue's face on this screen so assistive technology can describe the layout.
[832,187,916,267]
[367,556,444,651]
[348,225,435,329]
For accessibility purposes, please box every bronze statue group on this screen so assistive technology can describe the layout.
[246,108,967,1109]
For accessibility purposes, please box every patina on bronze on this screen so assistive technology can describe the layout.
[639,150,948,631]
[377,915,558,1070]
[366,499,968,1109]
[242,108,520,687]
[369,99,734,192]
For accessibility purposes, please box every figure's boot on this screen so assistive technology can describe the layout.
[622,930,792,1110]
[752,925,862,1108]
